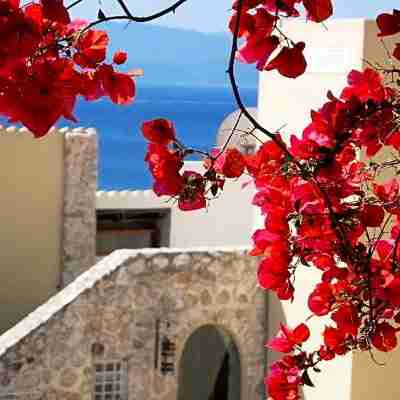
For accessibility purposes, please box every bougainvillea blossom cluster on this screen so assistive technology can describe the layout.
[141,118,246,211]
[142,58,400,400]
[245,65,400,398]
[0,0,135,137]
[229,0,333,78]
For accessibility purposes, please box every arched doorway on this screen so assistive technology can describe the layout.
[177,325,241,400]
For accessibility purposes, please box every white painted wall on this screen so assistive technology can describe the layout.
[257,19,368,400]
[96,161,254,248]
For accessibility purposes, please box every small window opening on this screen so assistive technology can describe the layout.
[96,209,170,258]
[93,361,128,400]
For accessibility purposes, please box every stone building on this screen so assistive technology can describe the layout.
[0,249,266,400]
[0,124,264,400]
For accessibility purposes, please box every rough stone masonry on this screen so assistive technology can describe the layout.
[0,247,266,400]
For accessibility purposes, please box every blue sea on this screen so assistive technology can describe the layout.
[0,84,258,190]
[71,84,258,190]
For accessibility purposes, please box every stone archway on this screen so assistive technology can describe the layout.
[177,324,241,400]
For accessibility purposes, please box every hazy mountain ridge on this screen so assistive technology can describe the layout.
[104,23,258,88]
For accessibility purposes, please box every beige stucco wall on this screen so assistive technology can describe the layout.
[257,18,400,400]
[0,127,64,333]
[0,126,97,334]
[350,20,400,400]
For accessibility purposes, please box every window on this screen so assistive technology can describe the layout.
[93,361,128,400]
[96,209,170,257]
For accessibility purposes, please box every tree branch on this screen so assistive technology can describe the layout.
[78,0,190,32]
[67,0,85,10]
[226,0,293,159]
[116,0,135,18]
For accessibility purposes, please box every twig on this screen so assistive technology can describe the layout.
[226,0,293,160]
[80,0,190,32]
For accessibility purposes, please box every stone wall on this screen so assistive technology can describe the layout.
[62,128,97,286]
[0,248,266,400]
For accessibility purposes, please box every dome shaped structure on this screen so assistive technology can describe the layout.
[216,108,258,154]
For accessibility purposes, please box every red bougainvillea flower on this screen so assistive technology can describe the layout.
[73,29,109,68]
[99,64,135,104]
[145,143,183,197]
[341,68,387,102]
[213,147,246,178]
[6,59,78,137]
[153,175,184,197]
[290,135,320,159]
[371,322,398,352]
[178,171,206,211]
[376,10,400,37]
[303,0,333,22]
[41,0,70,24]
[0,0,19,13]
[263,0,301,17]
[308,282,335,316]
[66,18,88,33]
[360,204,385,227]
[323,327,348,355]
[79,71,104,101]
[237,35,280,68]
[142,119,176,145]
[264,42,307,78]
[254,8,276,36]
[228,11,255,37]
[232,0,264,12]
[268,323,310,353]
[331,304,361,336]
[113,51,128,65]
[257,256,289,291]
[387,130,400,152]
[0,7,41,61]
[257,256,293,300]
[318,345,335,361]
[267,355,302,400]
[374,179,399,203]
[145,144,182,180]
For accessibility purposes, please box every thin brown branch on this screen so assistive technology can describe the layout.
[116,0,134,18]
[67,0,85,10]
[392,233,400,270]
[80,0,190,32]
[226,0,293,160]
[215,111,243,159]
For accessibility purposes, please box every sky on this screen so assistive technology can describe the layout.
[69,0,399,33]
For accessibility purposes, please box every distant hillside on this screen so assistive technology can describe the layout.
[104,22,258,88]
